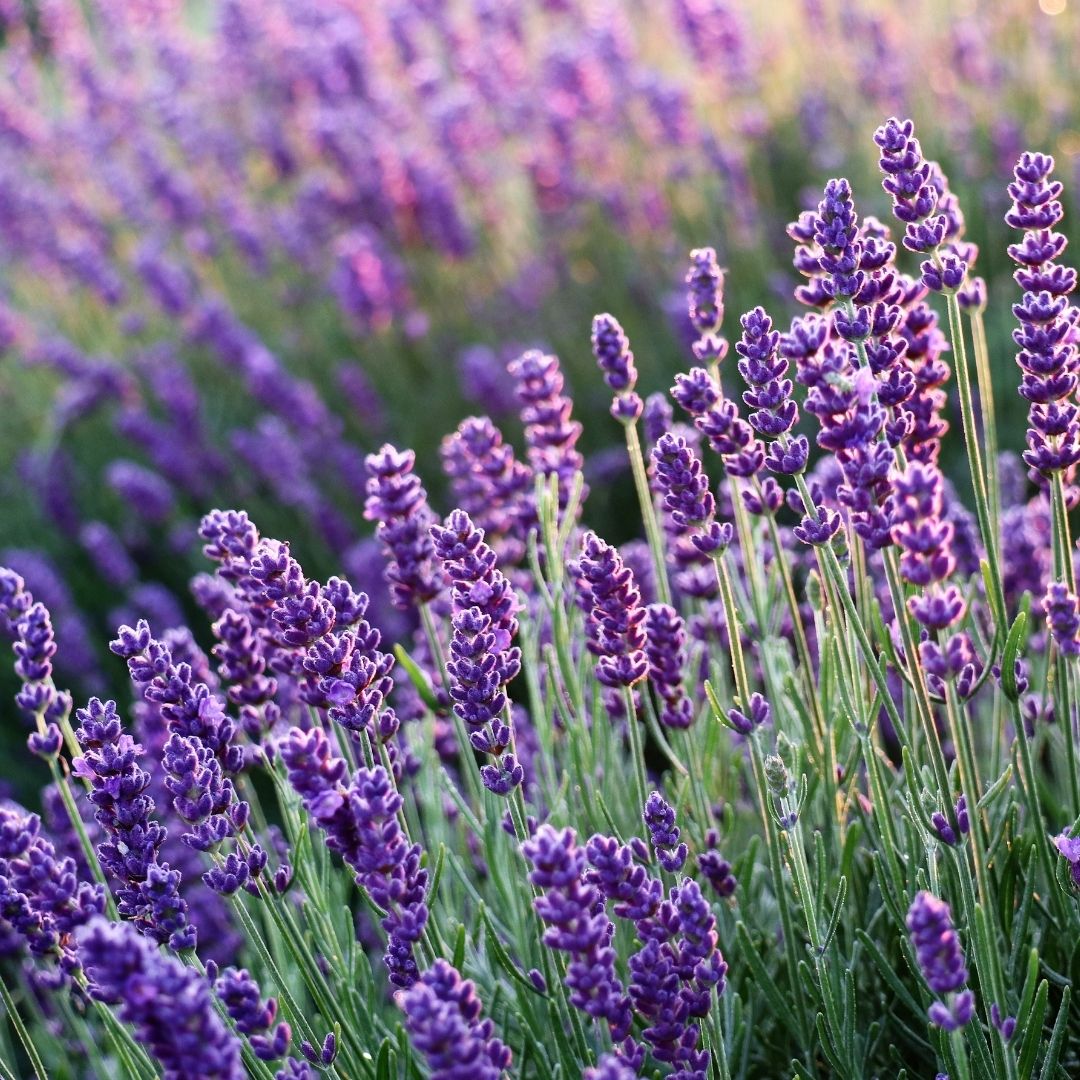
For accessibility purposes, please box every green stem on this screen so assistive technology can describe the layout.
[0,977,46,1080]
[968,307,1001,532]
[624,417,672,606]
[623,684,650,831]
[944,291,1006,634]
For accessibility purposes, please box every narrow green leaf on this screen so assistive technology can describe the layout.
[374,1038,392,1080]
[451,922,466,972]
[393,644,440,711]
[1001,611,1028,701]
[976,765,1014,811]
[1016,980,1049,1078]
[823,876,848,952]
[480,906,545,996]
[1037,985,1070,1080]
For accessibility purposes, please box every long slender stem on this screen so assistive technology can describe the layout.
[624,418,672,605]
[968,308,1001,531]
[945,291,1006,635]
[0,978,46,1080]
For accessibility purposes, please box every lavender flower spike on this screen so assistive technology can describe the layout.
[592,313,643,423]
[906,891,975,1032]
[73,697,195,950]
[401,959,512,1080]
[1006,150,1080,482]
[686,246,729,367]
[643,791,688,872]
[79,916,244,1079]
[509,348,587,518]
[574,532,648,688]
[644,603,694,729]
[522,824,632,1040]
[364,444,444,611]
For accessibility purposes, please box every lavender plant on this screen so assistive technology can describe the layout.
[4,105,1080,1080]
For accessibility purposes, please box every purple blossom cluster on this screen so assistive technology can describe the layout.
[72,697,194,950]
[401,959,512,1080]
[214,966,292,1062]
[736,306,808,475]
[574,533,649,689]
[0,804,105,971]
[644,603,694,729]
[1006,151,1079,484]
[364,445,445,611]
[585,828,727,1076]
[509,349,587,518]
[651,433,733,568]
[280,728,428,988]
[440,416,532,567]
[433,511,524,795]
[522,825,633,1042]
[591,313,643,423]
[875,117,966,292]
[672,365,762,478]
[906,891,975,1032]
[79,916,244,1079]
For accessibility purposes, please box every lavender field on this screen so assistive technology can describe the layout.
[1,1,1080,1078]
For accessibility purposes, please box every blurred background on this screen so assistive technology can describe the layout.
[0,0,1078,776]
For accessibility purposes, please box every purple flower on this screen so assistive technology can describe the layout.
[509,349,587,518]
[279,730,428,987]
[643,791,687,872]
[1052,832,1080,886]
[875,119,947,252]
[584,1053,638,1080]
[685,247,729,366]
[671,366,762,477]
[585,834,663,925]
[814,178,863,301]
[727,691,770,736]
[651,433,733,560]
[216,967,291,1061]
[161,732,241,857]
[73,697,194,950]
[446,607,523,793]
[931,795,970,847]
[628,936,702,1070]
[592,313,642,422]
[574,532,648,688]
[440,417,532,566]
[651,432,714,529]
[644,604,693,729]
[212,610,277,715]
[401,959,512,1080]
[1044,581,1080,656]
[737,306,807,475]
[889,462,965,630]
[79,521,137,588]
[79,916,243,1079]
[431,510,520,659]
[0,804,105,968]
[364,445,445,611]
[698,834,737,899]
[1006,151,1079,482]
[643,392,674,447]
[906,891,974,1032]
[111,620,243,773]
[793,505,842,547]
[669,877,727,1014]
[521,824,632,1040]
[105,460,176,526]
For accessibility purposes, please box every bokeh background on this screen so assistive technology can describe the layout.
[1,0,1078,792]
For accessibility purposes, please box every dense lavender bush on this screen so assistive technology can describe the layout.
[2,3,1080,1078]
